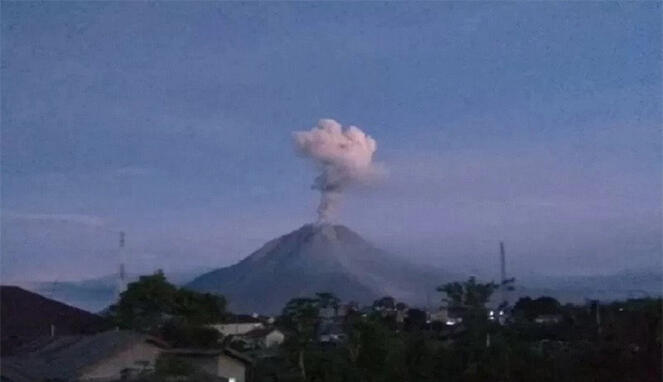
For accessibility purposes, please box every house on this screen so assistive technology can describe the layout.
[319,303,356,320]
[1,285,110,355]
[371,298,409,323]
[429,308,449,323]
[0,330,168,382]
[317,321,345,344]
[534,314,563,325]
[429,308,464,326]
[210,315,265,336]
[395,309,407,324]
[239,328,285,349]
[165,347,253,382]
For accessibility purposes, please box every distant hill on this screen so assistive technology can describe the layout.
[514,269,663,304]
[0,286,110,355]
[16,269,209,313]
[186,223,457,314]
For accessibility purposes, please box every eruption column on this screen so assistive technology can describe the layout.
[294,119,379,222]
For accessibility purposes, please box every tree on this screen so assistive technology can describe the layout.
[316,292,340,310]
[281,297,320,381]
[513,296,561,321]
[404,308,427,331]
[437,277,499,331]
[348,318,392,382]
[438,277,497,311]
[108,270,227,344]
[109,271,178,332]
[174,288,227,325]
[160,319,220,348]
[372,296,396,311]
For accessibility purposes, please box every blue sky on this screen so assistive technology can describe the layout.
[2,2,661,282]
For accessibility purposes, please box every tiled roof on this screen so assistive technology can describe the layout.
[165,347,253,365]
[1,330,166,382]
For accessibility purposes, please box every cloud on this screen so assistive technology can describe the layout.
[4,212,106,228]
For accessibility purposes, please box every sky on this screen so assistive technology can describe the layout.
[2,2,661,282]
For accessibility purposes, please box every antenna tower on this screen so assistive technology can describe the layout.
[500,241,507,307]
[116,231,126,300]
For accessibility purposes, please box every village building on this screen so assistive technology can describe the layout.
[166,347,253,382]
[317,321,346,344]
[240,327,285,349]
[534,314,563,325]
[0,330,167,382]
[429,307,449,323]
[210,314,266,336]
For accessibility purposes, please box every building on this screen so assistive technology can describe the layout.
[429,307,464,326]
[240,327,285,349]
[0,330,168,382]
[534,314,563,325]
[395,309,407,324]
[429,308,449,323]
[165,347,253,382]
[210,315,265,336]
[317,321,346,344]
[1,285,110,355]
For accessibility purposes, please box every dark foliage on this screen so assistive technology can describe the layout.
[106,270,227,348]
[255,281,661,382]
[513,296,562,321]
[160,319,221,348]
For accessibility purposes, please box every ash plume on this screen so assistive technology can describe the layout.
[294,119,380,222]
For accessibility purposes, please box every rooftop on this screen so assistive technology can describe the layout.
[1,330,166,382]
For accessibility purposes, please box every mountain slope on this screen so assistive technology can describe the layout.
[186,223,455,314]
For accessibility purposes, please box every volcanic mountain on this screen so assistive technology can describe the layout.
[186,224,456,314]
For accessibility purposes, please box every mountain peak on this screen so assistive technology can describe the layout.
[292,223,365,246]
[187,223,452,313]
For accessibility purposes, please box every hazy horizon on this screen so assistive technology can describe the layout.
[2,2,661,283]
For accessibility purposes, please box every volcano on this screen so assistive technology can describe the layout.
[186,224,455,314]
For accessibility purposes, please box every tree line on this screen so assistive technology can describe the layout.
[107,271,662,382]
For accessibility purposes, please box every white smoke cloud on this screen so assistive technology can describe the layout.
[294,119,381,222]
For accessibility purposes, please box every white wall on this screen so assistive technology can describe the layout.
[263,330,285,348]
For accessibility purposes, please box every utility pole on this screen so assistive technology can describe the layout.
[500,241,507,307]
[116,231,126,300]
[595,300,601,336]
